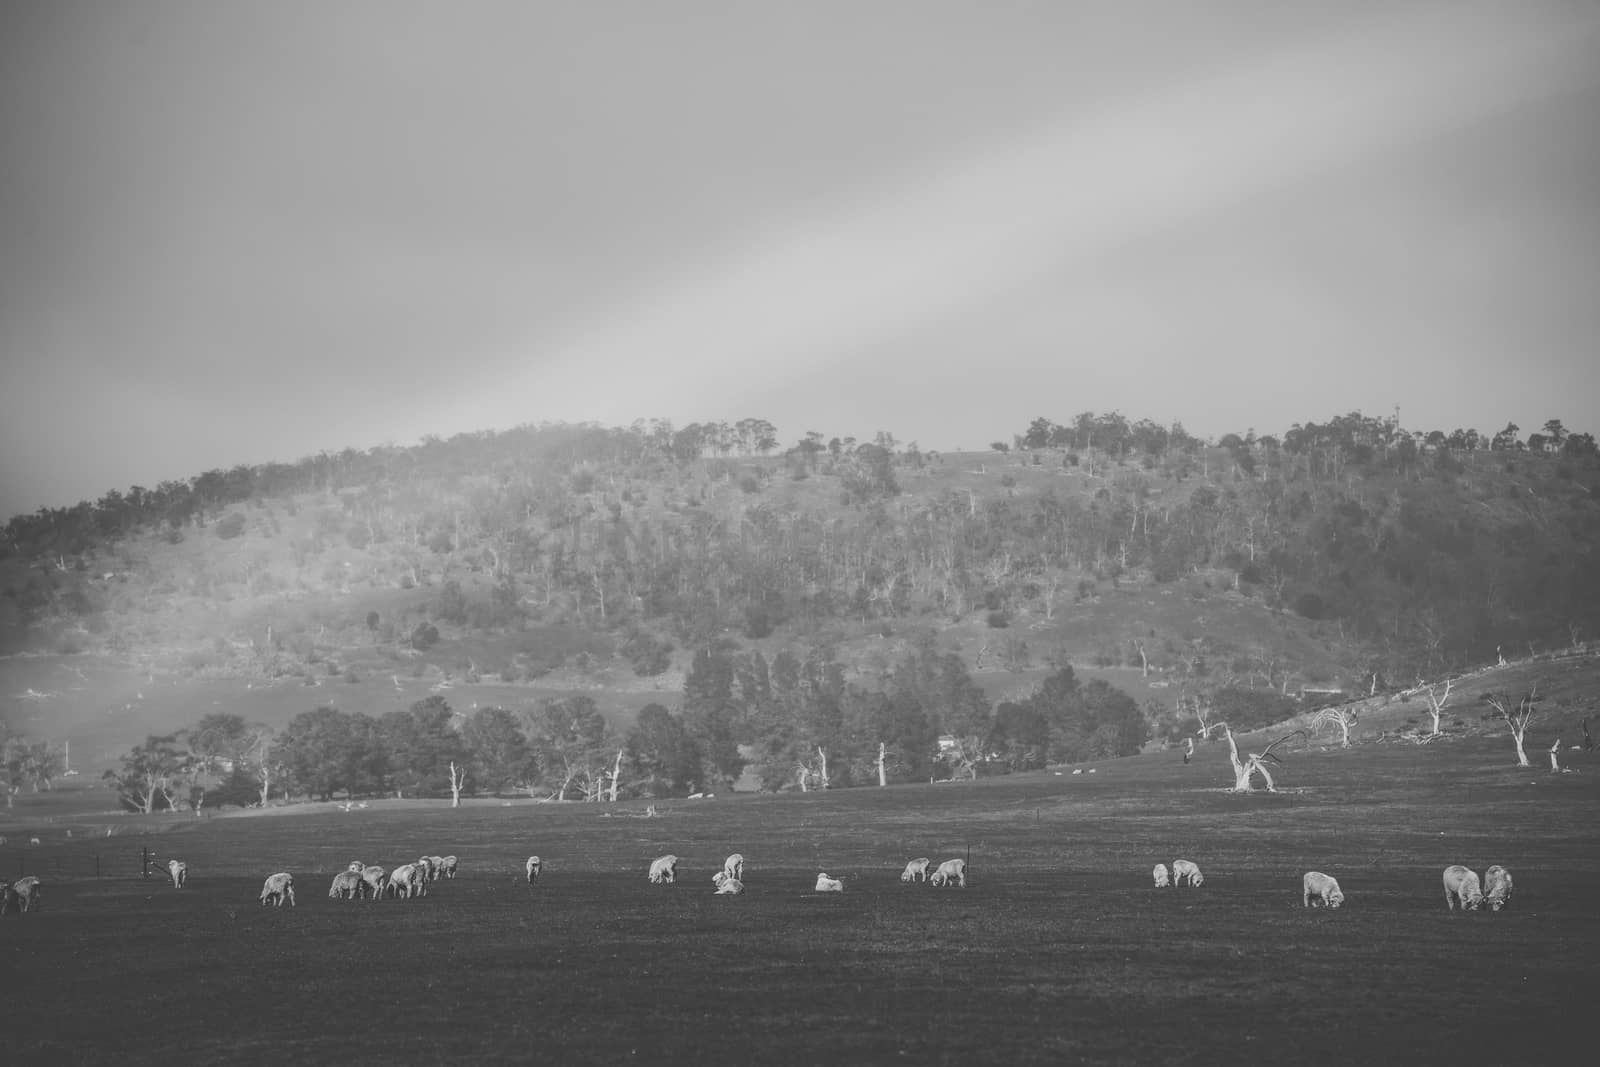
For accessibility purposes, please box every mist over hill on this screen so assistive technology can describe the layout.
[2,409,1597,799]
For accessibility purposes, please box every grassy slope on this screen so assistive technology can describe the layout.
[4,665,1598,1065]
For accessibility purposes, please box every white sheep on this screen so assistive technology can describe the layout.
[168,860,188,889]
[328,870,363,900]
[359,865,388,900]
[426,855,446,882]
[648,854,679,884]
[439,855,459,879]
[1302,871,1344,908]
[1483,865,1514,911]
[714,876,744,895]
[1442,865,1483,911]
[900,858,931,883]
[388,863,426,899]
[722,853,744,881]
[525,856,542,883]
[415,856,436,882]
[1152,863,1170,888]
[259,872,295,908]
[929,858,966,887]
[9,876,41,914]
[814,873,844,892]
[1172,859,1203,887]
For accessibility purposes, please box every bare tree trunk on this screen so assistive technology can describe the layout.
[876,741,887,787]
[816,747,830,790]
[608,748,623,802]
[796,763,810,792]
[1224,728,1252,792]
[1513,727,1530,767]
[1548,739,1562,773]
[448,761,465,807]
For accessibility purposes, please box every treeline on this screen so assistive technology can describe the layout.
[99,640,1155,809]
[8,409,1600,687]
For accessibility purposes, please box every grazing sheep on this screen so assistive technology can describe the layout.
[10,876,41,914]
[328,870,363,900]
[440,855,459,879]
[259,872,295,908]
[168,860,188,889]
[358,865,388,900]
[1443,865,1484,911]
[525,856,542,883]
[1302,871,1344,908]
[388,863,426,899]
[722,853,744,881]
[1483,865,1514,911]
[426,855,446,882]
[415,856,436,883]
[648,854,679,884]
[1152,863,1170,888]
[900,858,931,883]
[347,861,366,873]
[1172,860,1203,887]
[814,873,844,892]
[930,858,967,887]
[714,876,744,895]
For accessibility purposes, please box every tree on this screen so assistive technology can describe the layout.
[526,695,613,800]
[380,695,467,799]
[1421,678,1453,737]
[1484,685,1539,767]
[1220,725,1302,793]
[102,734,195,813]
[625,704,702,798]
[1310,706,1359,748]
[279,707,385,801]
[461,706,533,794]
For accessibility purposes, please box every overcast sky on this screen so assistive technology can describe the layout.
[3,0,1598,519]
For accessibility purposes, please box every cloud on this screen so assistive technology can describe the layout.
[443,1,1599,435]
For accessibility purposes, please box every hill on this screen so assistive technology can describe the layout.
[3,411,1598,794]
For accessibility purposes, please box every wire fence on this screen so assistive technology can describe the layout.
[2,845,166,882]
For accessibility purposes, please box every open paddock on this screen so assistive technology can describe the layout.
[3,735,1598,1064]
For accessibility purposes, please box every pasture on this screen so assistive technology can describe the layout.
[4,735,1598,1066]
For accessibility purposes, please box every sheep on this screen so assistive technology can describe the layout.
[929,858,967,887]
[168,860,188,889]
[1152,863,1170,888]
[1302,871,1344,908]
[1483,865,1514,912]
[722,853,744,881]
[9,876,41,914]
[0,884,17,916]
[328,870,363,900]
[1172,860,1203,887]
[714,876,744,895]
[648,854,679,884]
[358,865,388,900]
[525,856,542,883]
[415,856,436,883]
[439,855,459,879]
[426,855,447,882]
[900,858,931,883]
[259,872,295,908]
[1443,865,1484,911]
[387,863,426,899]
[814,873,844,892]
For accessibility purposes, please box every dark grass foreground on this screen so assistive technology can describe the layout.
[4,737,1598,1066]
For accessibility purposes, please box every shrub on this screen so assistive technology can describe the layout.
[214,513,246,540]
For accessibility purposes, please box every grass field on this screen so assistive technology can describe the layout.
[4,725,1597,1066]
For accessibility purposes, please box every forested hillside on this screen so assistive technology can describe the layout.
[3,410,1598,799]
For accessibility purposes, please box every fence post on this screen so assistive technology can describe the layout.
[141,846,150,879]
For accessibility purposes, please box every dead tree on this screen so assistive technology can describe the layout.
[1182,737,1194,765]
[1188,695,1221,740]
[1485,685,1539,768]
[1422,678,1454,738]
[1581,717,1595,754]
[1311,706,1359,748]
[875,741,888,787]
[1221,724,1304,793]
[447,761,466,808]
[606,748,624,802]
[1548,738,1564,773]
